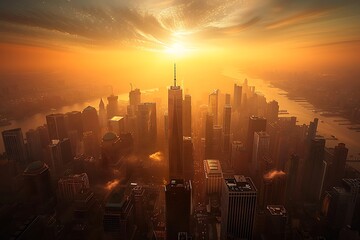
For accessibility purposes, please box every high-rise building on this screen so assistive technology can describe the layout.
[144,102,157,141]
[231,141,248,174]
[107,94,119,119]
[266,100,279,123]
[23,161,53,203]
[2,128,27,164]
[183,94,192,137]
[48,138,72,176]
[65,111,83,139]
[233,84,242,112]
[246,116,267,157]
[204,159,223,195]
[46,113,68,140]
[132,186,146,230]
[83,131,97,157]
[129,88,141,106]
[99,98,107,128]
[82,106,100,139]
[209,89,219,124]
[221,175,257,240]
[264,205,287,240]
[26,128,43,162]
[260,170,287,209]
[213,125,223,160]
[103,186,134,239]
[285,154,299,203]
[205,113,214,159]
[333,143,349,185]
[137,103,157,149]
[108,116,125,136]
[183,137,194,180]
[252,131,270,174]
[307,118,319,142]
[165,179,192,240]
[302,137,326,202]
[223,105,232,156]
[225,93,231,105]
[58,173,90,201]
[168,64,184,179]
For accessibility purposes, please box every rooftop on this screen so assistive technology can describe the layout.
[165,179,192,191]
[266,205,287,216]
[204,159,223,175]
[109,116,124,122]
[102,131,118,142]
[224,175,256,192]
[23,161,48,175]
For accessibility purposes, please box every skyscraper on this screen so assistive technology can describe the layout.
[65,111,83,139]
[204,159,223,195]
[58,173,90,201]
[99,98,107,128]
[107,94,119,119]
[165,179,192,240]
[266,100,279,123]
[183,94,192,137]
[46,113,68,140]
[128,88,141,116]
[2,128,27,164]
[208,89,219,124]
[221,175,257,240]
[252,131,270,174]
[205,113,214,159]
[246,116,267,156]
[260,170,287,209]
[168,64,184,179]
[48,138,72,176]
[82,106,100,139]
[233,83,242,112]
[223,105,232,156]
[26,128,43,162]
[183,137,194,180]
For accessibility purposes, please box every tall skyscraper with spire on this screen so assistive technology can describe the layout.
[168,64,184,179]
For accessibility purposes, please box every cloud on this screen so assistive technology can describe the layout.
[0,0,359,50]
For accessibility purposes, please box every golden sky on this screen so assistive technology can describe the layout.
[0,0,359,89]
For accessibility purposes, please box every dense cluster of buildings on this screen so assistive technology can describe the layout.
[0,65,359,239]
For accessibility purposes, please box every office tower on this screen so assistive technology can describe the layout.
[225,93,231,105]
[108,116,125,136]
[246,116,267,156]
[23,161,53,203]
[307,118,319,141]
[65,111,83,139]
[58,173,90,201]
[101,132,120,167]
[83,131,97,157]
[231,141,248,173]
[252,131,270,174]
[129,88,141,106]
[49,138,72,176]
[168,64,184,179]
[333,143,349,185]
[266,100,279,123]
[145,102,157,141]
[183,94,192,137]
[137,103,156,149]
[264,205,287,240]
[205,113,214,159]
[323,178,360,232]
[165,179,192,240]
[221,175,257,240]
[37,125,50,148]
[107,94,119,119]
[213,125,223,160]
[302,137,326,202]
[208,89,219,124]
[285,154,299,203]
[132,186,146,230]
[260,170,287,209]
[223,105,232,155]
[2,128,27,164]
[25,129,43,162]
[183,137,194,180]
[233,83,242,112]
[164,112,168,142]
[103,187,134,239]
[204,159,223,195]
[82,106,100,139]
[99,98,107,128]
[46,113,68,140]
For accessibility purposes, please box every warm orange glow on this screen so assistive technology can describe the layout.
[105,179,120,191]
[149,151,164,162]
[264,170,286,180]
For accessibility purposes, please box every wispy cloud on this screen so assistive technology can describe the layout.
[0,0,359,50]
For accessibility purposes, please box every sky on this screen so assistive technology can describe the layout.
[0,0,360,89]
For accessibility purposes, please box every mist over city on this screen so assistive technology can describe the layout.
[0,0,360,240]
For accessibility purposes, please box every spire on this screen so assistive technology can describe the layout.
[174,63,177,87]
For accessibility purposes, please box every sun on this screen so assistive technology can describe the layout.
[164,42,188,56]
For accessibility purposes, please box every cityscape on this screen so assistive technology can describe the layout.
[1,0,360,240]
